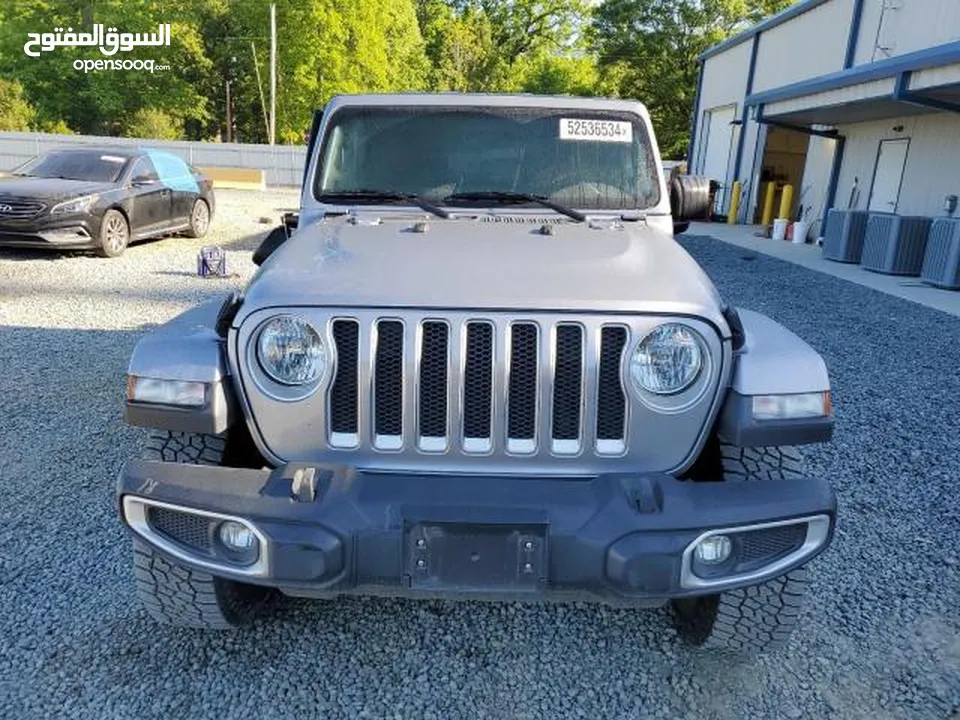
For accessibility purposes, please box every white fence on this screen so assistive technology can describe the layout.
[0,131,308,187]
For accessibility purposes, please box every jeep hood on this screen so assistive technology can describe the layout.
[238,217,728,333]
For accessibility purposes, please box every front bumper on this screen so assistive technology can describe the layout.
[118,461,836,605]
[0,215,99,249]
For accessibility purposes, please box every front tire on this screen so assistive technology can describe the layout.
[671,443,811,656]
[131,430,274,629]
[97,209,129,257]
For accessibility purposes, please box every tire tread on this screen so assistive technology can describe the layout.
[672,443,812,656]
[129,430,272,629]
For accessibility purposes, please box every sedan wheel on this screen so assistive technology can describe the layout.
[98,209,129,258]
[186,199,210,238]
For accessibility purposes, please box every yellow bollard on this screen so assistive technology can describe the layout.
[727,181,742,224]
[761,182,776,226]
[778,184,794,220]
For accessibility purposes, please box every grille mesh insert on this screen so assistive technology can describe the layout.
[596,327,627,440]
[329,320,359,434]
[508,323,538,440]
[463,323,493,439]
[418,322,449,438]
[552,325,583,441]
[148,507,212,552]
[739,524,807,563]
[374,320,404,437]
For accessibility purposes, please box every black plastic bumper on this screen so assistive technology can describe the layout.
[118,461,836,605]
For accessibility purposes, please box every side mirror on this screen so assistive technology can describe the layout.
[669,175,711,222]
[252,212,301,266]
[253,226,288,266]
[132,175,157,186]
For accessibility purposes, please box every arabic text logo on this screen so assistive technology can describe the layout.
[24,24,170,57]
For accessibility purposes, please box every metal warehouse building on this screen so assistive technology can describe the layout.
[688,0,960,236]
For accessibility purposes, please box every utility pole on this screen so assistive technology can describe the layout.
[269,2,276,145]
[251,41,270,142]
[225,80,232,143]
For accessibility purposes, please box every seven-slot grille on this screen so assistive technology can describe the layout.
[327,316,629,456]
[0,199,45,221]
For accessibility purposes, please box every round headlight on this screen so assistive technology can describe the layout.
[256,315,326,385]
[630,323,704,395]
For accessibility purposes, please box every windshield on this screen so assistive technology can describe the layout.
[315,106,661,211]
[14,150,128,182]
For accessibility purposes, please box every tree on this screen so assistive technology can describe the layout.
[124,108,183,140]
[416,0,590,93]
[226,0,429,144]
[592,0,796,159]
[0,0,213,136]
[0,77,36,131]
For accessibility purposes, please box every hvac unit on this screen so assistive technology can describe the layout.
[920,218,960,290]
[821,209,870,263]
[860,214,932,276]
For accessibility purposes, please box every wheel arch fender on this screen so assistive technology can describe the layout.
[718,309,833,447]
[125,296,239,435]
[729,309,830,395]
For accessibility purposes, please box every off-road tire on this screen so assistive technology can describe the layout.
[131,430,274,629]
[185,199,210,238]
[671,443,811,655]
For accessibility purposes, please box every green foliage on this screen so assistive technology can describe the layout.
[417,0,589,92]
[592,0,796,159]
[0,77,36,131]
[34,118,74,134]
[124,108,182,140]
[0,0,212,136]
[0,0,795,150]
[223,0,429,143]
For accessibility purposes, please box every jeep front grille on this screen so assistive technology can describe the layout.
[327,314,629,457]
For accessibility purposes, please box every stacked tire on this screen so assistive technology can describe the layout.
[669,175,712,221]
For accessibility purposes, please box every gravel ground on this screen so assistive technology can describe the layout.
[0,198,958,719]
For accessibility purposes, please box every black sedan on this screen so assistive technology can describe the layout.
[0,147,215,257]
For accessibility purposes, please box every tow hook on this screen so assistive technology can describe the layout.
[291,466,318,502]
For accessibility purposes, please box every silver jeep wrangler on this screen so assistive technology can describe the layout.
[118,93,836,655]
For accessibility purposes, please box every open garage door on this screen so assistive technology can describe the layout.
[700,105,736,214]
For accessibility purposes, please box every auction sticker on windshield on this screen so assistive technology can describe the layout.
[559,118,632,143]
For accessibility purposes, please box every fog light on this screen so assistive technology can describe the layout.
[218,521,257,552]
[694,535,732,565]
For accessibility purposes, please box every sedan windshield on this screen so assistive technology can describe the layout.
[316,106,661,211]
[14,150,128,182]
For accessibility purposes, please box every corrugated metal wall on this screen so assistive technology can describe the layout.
[853,0,960,67]
[694,42,753,210]
[752,0,853,92]
[699,41,753,115]
[834,112,960,217]
[0,132,307,187]
[692,0,960,229]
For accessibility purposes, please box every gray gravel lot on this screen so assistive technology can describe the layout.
[1,194,958,719]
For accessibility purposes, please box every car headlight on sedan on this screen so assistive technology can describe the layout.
[630,323,706,395]
[255,315,327,386]
[50,194,99,215]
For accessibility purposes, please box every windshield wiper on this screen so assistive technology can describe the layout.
[444,191,586,223]
[318,189,450,219]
